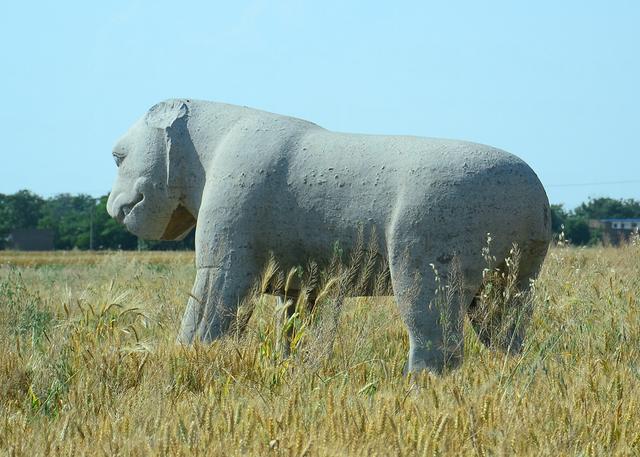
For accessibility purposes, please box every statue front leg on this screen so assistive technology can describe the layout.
[178,254,259,344]
[177,266,219,344]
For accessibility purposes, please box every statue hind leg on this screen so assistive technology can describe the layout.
[387,236,478,374]
[467,239,549,353]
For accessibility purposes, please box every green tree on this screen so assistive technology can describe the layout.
[137,231,195,251]
[552,198,640,245]
[38,194,96,249]
[563,217,591,245]
[0,190,45,249]
[550,204,568,234]
[574,197,640,220]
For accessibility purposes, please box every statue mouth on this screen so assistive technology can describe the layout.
[117,193,144,223]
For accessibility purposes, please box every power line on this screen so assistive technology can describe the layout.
[547,179,640,188]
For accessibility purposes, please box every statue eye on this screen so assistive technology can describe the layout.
[113,151,126,167]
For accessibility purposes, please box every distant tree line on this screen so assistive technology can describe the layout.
[551,197,640,245]
[0,190,194,250]
[1,190,639,250]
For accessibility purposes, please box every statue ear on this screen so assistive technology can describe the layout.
[145,99,189,129]
[145,100,190,192]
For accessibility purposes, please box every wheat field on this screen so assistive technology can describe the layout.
[1,241,640,456]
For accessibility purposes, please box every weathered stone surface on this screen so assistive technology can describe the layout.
[107,99,551,373]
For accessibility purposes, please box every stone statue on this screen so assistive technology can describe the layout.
[107,99,551,373]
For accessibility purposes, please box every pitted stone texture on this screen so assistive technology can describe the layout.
[108,99,551,373]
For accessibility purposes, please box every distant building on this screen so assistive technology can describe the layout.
[5,228,54,251]
[590,218,640,245]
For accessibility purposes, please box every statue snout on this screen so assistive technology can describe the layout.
[107,191,143,224]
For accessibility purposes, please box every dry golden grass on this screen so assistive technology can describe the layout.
[1,242,640,456]
[0,250,194,267]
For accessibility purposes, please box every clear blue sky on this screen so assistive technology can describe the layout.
[1,1,638,209]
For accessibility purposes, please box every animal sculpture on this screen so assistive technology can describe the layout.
[107,99,551,373]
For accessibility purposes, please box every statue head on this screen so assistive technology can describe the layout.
[107,99,196,240]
